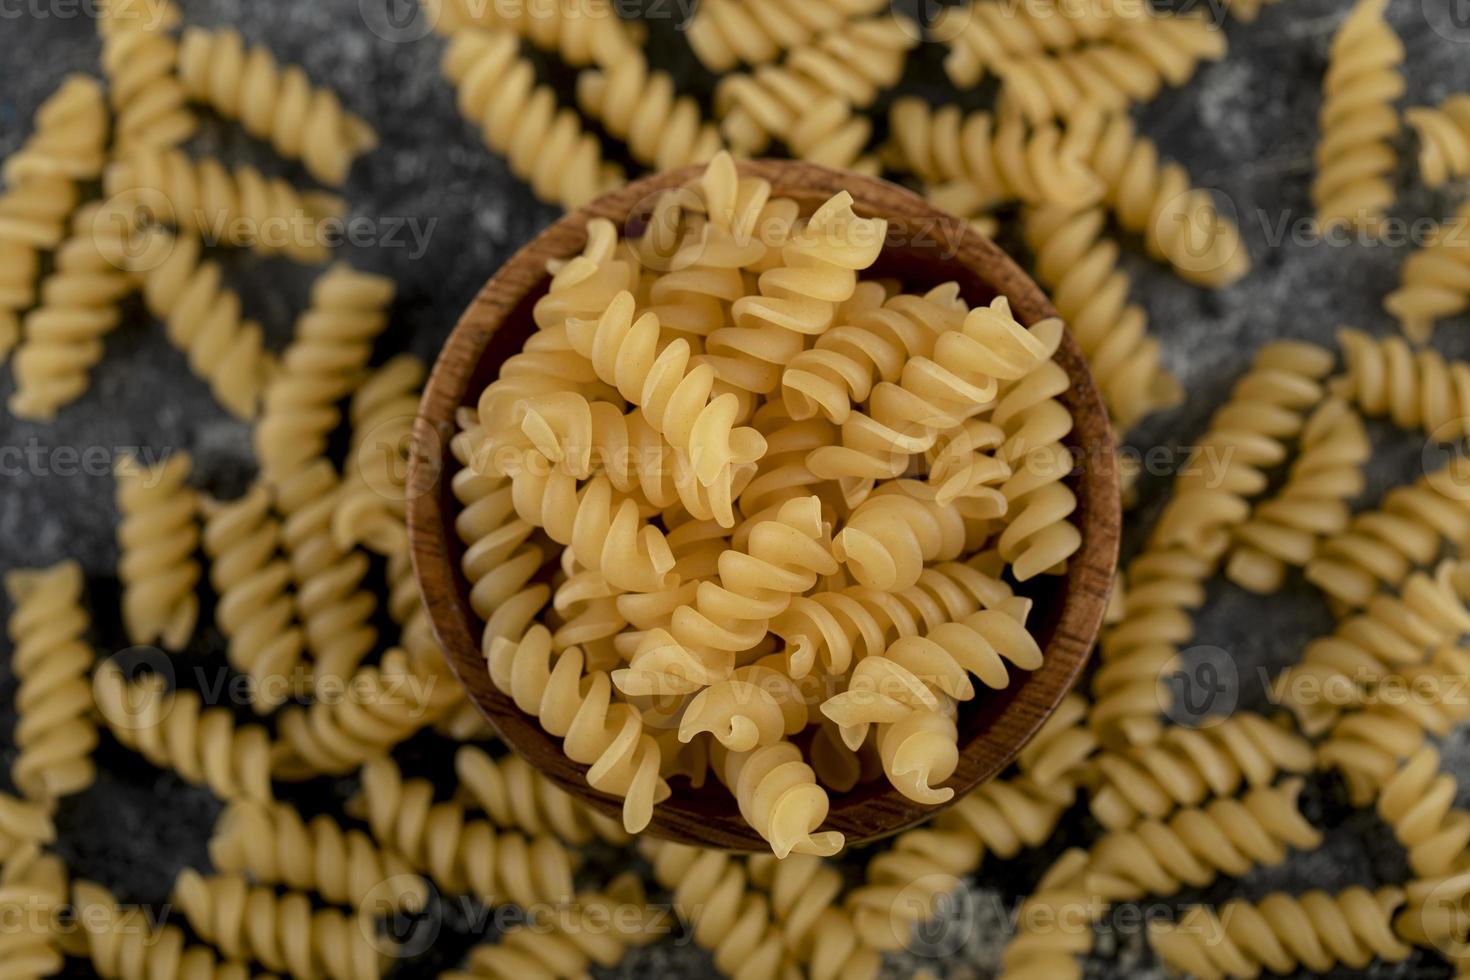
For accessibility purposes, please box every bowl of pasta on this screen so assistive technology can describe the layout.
[407,156,1120,855]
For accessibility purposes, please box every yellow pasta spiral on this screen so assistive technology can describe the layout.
[1086,779,1322,902]
[443,28,623,208]
[827,487,968,591]
[1406,95,1470,189]
[356,755,576,908]
[747,853,880,980]
[98,0,195,152]
[890,98,1103,211]
[641,840,804,978]
[1383,203,1470,343]
[9,205,136,420]
[2,74,108,183]
[209,798,428,913]
[997,12,1227,125]
[1336,330,1470,435]
[487,627,669,832]
[114,451,200,653]
[716,740,844,858]
[177,26,378,186]
[1023,205,1180,429]
[935,0,1135,87]
[996,848,1096,980]
[73,879,257,980]
[454,745,630,846]
[105,147,343,263]
[0,844,71,980]
[92,661,275,802]
[686,0,887,71]
[1377,746,1470,879]
[1311,0,1403,233]
[432,0,645,66]
[576,51,723,170]
[0,793,56,861]
[173,870,387,980]
[5,561,97,802]
[1226,398,1370,593]
[124,225,273,419]
[1086,712,1314,830]
[202,484,309,708]
[1305,465,1470,609]
[333,354,424,557]
[256,264,395,481]
[1149,887,1410,979]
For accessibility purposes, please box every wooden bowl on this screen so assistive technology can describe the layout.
[407,160,1120,852]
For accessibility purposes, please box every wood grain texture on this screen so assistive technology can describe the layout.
[407,160,1121,852]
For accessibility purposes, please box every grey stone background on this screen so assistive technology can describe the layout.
[2,0,1470,976]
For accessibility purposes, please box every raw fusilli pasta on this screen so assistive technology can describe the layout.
[255,264,396,482]
[0,794,55,862]
[5,561,97,802]
[936,0,1138,87]
[443,27,624,208]
[748,853,881,980]
[685,0,887,71]
[432,0,645,66]
[98,0,195,152]
[91,660,274,802]
[454,744,630,846]
[177,26,378,186]
[576,50,724,170]
[105,147,345,262]
[9,204,137,420]
[73,879,259,980]
[114,451,200,651]
[0,845,71,980]
[173,869,387,980]
[1377,746,1470,879]
[3,74,109,182]
[332,354,423,556]
[1337,325,1470,437]
[1383,204,1470,343]
[995,847,1095,980]
[1406,94,1470,188]
[1149,887,1410,979]
[1311,0,1403,233]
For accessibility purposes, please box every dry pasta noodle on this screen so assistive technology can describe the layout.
[0,844,72,980]
[935,0,1143,88]
[454,744,630,845]
[332,354,425,557]
[431,0,645,66]
[0,793,56,862]
[73,878,260,980]
[1311,0,1403,235]
[114,451,201,651]
[1336,326,1470,435]
[97,0,195,152]
[685,0,887,71]
[747,852,882,980]
[1376,745,1470,879]
[1406,94,1470,189]
[995,847,1096,980]
[1382,203,1470,343]
[576,48,725,171]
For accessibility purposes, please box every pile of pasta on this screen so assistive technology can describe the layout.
[456,150,1077,853]
[6,0,1470,979]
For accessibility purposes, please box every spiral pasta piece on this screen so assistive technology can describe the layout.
[1337,328,1470,437]
[0,844,71,980]
[332,354,423,557]
[487,627,669,832]
[1312,0,1403,233]
[256,264,395,482]
[0,794,56,863]
[454,745,629,846]
[74,879,262,980]
[1023,205,1180,429]
[1305,465,1470,609]
[1377,746,1470,879]
[177,27,377,186]
[997,12,1227,124]
[120,225,272,419]
[745,853,879,980]
[1406,95,1470,189]
[114,451,200,651]
[173,870,386,980]
[1150,887,1410,979]
[5,561,97,803]
[92,661,274,802]
[641,840,804,979]
[1086,713,1314,831]
[685,0,887,71]
[9,204,137,420]
[356,755,575,908]
[1383,204,1470,343]
[432,0,645,65]
[995,847,1097,980]
[935,0,1138,87]
[98,0,195,152]
[576,51,723,171]
[105,148,343,263]
[443,28,623,208]
[209,798,427,913]
[719,741,843,857]
[1086,779,1322,902]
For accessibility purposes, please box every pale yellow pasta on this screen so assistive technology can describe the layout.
[454,744,630,846]
[172,870,386,980]
[105,148,344,263]
[889,98,1102,210]
[332,354,424,557]
[1312,0,1403,233]
[356,755,575,908]
[936,0,1139,87]
[1337,326,1470,434]
[1377,746,1470,879]
[432,0,645,66]
[9,204,137,420]
[1406,95,1470,188]
[5,560,97,802]
[1023,205,1181,429]
[0,793,56,862]
[3,74,109,182]
[995,848,1095,980]
[98,0,195,152]
[1382,204,1470,343]
[1150,888,1410,979]
[443,28,624,208]
[1086,712,1314,830]
[685,0,887,71]
[721,740,843,858]
[255,264,395,482]
[0,845,70,980]
[208,798,428,912]
[114,451,200,651]
[73,879,261,980]
[177,27,378,186]
[92,661,272,802]
[748,853,880,980]
[576,50,724,170]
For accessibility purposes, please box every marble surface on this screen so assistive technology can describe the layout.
[2,0,1470,977]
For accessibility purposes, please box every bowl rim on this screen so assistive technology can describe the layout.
[406,159,1120,851]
